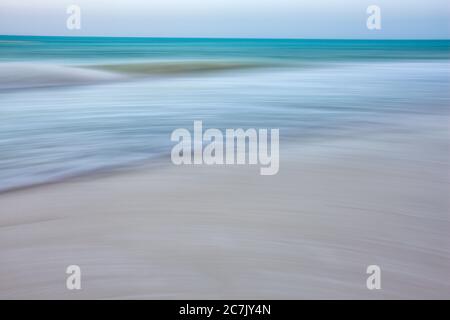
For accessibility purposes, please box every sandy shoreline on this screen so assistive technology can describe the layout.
[0,119,449,299]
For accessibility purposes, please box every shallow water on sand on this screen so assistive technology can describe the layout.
[0,37,449,192]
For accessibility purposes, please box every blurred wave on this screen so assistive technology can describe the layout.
[89,60,276,75]
[0,36,449,192]
[0,63,125,90]
[0,60,280,90]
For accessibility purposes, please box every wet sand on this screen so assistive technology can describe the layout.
[0,116,449,299]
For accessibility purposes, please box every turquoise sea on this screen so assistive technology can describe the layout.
[0,36,449,192]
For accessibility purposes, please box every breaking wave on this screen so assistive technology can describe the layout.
[0,60,277,90]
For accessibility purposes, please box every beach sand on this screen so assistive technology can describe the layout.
[0,116,449,299]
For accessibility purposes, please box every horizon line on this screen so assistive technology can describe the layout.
[1,34,449,41]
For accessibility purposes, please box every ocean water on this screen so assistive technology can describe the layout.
[0,36,449,192]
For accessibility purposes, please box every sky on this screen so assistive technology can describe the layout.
[0,0,449,39]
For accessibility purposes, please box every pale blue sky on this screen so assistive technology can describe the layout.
[0,0,449,38]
